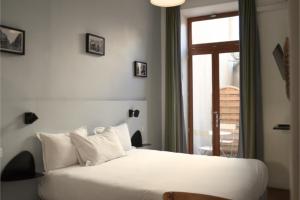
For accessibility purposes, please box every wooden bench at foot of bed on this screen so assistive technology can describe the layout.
[163,192,230,200]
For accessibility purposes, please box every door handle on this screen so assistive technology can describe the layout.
[214,112,219,128]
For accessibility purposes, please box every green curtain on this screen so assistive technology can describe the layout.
[239,0,264,160]
[165,6,187,153]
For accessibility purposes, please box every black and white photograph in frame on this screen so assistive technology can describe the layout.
[134,61,147,77]
[0,25,25,55]
[86,33,105,56]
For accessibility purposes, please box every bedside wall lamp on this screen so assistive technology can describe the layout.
[24,112,38,124]
[1,151,43,182]
[129,109,140,118]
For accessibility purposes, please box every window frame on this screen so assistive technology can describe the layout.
[187,11,240,155]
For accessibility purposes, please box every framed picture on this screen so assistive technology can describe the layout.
[134,61,147,77]
[0,25,25,55]
[86,33,105,56]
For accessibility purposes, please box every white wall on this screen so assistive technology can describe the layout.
[1,0,162,199]
[181,0,235,9]
[178,0,290,189]
[257,2,290,189]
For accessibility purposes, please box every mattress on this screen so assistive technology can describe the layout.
[39,149,268,200]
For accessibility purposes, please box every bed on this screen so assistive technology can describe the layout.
[39,149,268,200]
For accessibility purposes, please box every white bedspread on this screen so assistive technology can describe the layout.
[39,149,268,200]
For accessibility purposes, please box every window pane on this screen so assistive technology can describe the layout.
[193,54,213,155]
[219,52,240,157]
[192,16,239,44]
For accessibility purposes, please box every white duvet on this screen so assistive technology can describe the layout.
[39,149,268,200]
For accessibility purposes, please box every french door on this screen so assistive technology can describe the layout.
[187,12,240,156]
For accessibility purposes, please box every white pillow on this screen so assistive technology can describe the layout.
[71,128,89,165]
[70,128,126,166]
[36,127,88,172]
[94,123,132,151]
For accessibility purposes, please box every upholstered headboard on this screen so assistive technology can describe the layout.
[1,100,147,172]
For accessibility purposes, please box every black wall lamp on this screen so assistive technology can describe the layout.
[1,151,43,182]
[129,109,140,118]
[24,112,38,124]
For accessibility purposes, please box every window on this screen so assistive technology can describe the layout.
[188,12,240,157]
[191,16,239,44]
